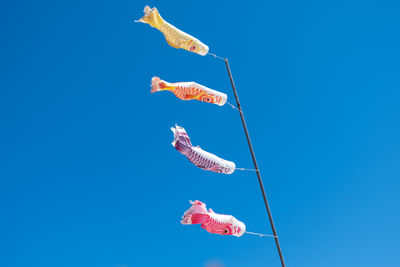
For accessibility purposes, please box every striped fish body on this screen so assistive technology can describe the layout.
[137,6,209,56]
[181,200,246,237]
[188,146,235,174]
[201,213,244,236]
[171,125,235,174]
[151,77,227,106]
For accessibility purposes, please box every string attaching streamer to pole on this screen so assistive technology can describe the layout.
[235,168,258,172]
[246,231,276,238]
[208,52,225,61]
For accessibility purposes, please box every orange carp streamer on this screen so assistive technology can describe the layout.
[151,77,227,106]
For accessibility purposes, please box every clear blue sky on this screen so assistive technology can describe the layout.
[1,1,399,266]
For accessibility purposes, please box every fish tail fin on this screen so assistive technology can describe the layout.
[151,77,173,93]
[150,77,162,93]
[135,6,164,30]
[171,125,192,155]
[181,200,209,224]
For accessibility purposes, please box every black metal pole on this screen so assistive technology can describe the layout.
[224,58,286,267]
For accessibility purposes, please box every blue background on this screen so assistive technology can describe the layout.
[1,1,399,266]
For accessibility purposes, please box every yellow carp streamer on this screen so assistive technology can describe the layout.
[151,77,227,106]
[136,6,209,56]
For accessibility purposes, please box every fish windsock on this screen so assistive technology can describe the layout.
[136,6,209,56]
[171,125,236,174]
[151,77,227,106]
[181,200,246,237]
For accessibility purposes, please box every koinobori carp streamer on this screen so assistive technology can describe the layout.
[171,125,236,174]
[181,200,246,237]
[136,6,209,56]
[151,77,227,106]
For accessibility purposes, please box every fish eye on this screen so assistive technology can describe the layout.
[204,97,212,102]
[190,45,197,51]
[224,229,229,234]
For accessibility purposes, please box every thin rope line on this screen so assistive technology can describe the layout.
[235,168,258,171]
[207,52,225,61]
[226,101,239,111]
[246,231,276,238]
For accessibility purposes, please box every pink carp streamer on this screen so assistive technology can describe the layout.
[171,125,236,174]
[151,77,227,106]
[181,200,246,237]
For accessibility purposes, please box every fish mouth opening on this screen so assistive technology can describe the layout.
[198,45,209,56]
[236,222,246,237]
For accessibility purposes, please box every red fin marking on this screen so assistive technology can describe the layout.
[190,213,210,224]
